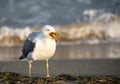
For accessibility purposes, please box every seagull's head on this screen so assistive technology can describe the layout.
[42,25,61,42]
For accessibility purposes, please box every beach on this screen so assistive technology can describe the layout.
[0,0,120,83]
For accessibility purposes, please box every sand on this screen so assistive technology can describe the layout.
[0,72,120,84]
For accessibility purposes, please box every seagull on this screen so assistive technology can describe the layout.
[19,25,60,77]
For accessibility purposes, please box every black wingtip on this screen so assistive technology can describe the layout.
[19,55,25,60]
[19,56,23,60]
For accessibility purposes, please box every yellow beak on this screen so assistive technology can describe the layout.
[49,32,61,42]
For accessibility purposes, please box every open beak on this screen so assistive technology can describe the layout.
[49,32,61,42]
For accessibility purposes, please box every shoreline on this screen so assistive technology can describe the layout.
[0,42,120,61]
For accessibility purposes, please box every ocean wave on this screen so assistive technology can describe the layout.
[0,26,32,47]
[0,13,120,47]
[56,13,120,40]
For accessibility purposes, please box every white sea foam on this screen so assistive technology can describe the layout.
[83,9,104,21]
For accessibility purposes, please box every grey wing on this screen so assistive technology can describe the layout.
[19,39,35,60]
[28,32,39,41]
[19,32,38,60]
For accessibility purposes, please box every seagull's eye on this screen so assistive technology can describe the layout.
[47,29,50,31]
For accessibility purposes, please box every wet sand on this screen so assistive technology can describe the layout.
[0,59,120,76]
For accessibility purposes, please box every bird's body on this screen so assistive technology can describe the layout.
[19,25,60,77]
[28,36,56,60]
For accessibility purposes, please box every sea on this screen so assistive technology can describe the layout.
[0,0,120,61]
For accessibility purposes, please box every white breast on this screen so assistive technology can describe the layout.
[32,38,56,60]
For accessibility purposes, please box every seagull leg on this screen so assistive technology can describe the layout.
[28,60,33,77]
[45,59,50,77]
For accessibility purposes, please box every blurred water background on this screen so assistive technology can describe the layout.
[0,0,120,61]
